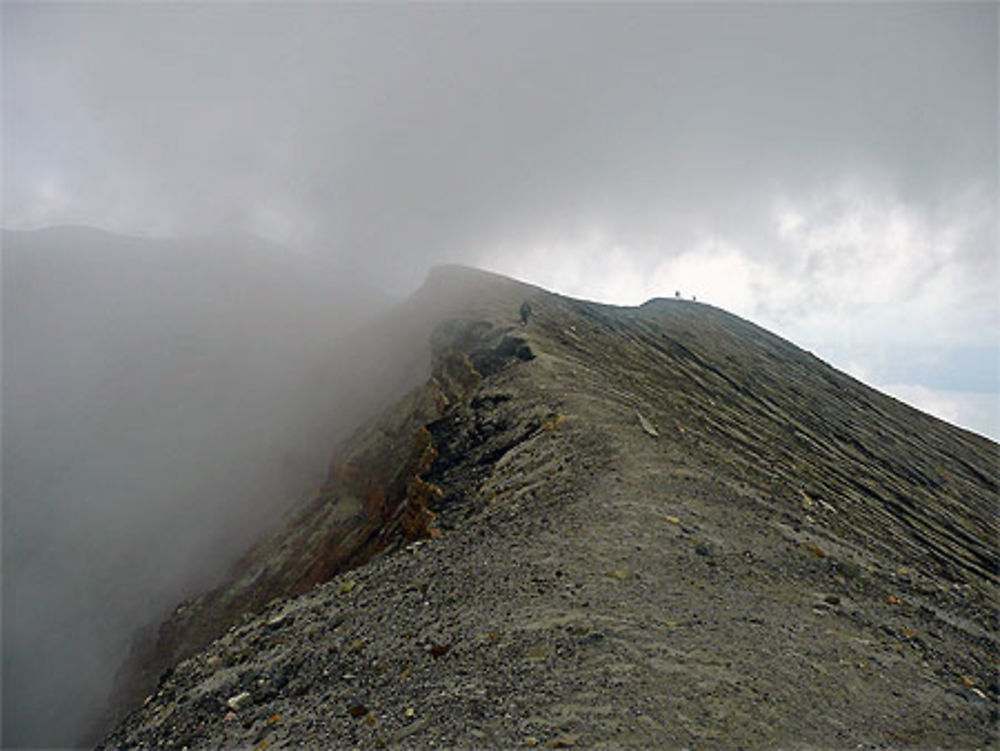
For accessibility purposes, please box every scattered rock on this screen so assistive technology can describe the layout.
[265,613,288,630]
[226,692,252,711]
[604,567,632,580]
[428,643,451,658]
[802,542,826,558]
[543,414,566,431]
[546,735,578,748]
[800,491,815,510]
[636,411,659,437]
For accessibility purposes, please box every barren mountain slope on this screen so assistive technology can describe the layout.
[103,267,998,750]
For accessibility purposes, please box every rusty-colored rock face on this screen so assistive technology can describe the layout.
[102,281,536,731]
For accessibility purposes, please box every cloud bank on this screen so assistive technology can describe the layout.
[4,3,996,405]
[2,7,996,417]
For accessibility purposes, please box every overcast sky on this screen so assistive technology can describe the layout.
[3,2,997,438]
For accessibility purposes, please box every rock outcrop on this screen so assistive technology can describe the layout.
[102,268,998,749]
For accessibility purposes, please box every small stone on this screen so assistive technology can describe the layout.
[339,579,356,595]
[823,594,841,606]
[226,692,252,711]
[695,542,711,557]
[803,543,826,558]
[525,738,539,747]
[546,736,578,748]
[604,567,632,580]
[266,613,288,630]
[404,707,415,718]
[636,411,659,438]
[428,643,451,658]
[665,515,681,525]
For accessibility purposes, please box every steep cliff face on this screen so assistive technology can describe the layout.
[103,268,997,749]
[103,268,540,731]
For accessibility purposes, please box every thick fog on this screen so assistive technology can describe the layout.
[2,3,997,747]
[1,227,454,747]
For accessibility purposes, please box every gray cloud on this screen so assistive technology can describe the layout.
[4,3,995,291]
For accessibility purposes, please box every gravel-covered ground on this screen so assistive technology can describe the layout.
[102,268,998,750]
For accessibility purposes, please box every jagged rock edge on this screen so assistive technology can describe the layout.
[102,319,534,731]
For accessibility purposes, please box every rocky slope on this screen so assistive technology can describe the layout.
[102,267,998,749]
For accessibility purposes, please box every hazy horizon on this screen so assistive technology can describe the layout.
[5,3,996,442]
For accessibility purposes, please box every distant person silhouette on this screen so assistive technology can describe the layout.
[520,301,532,325]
